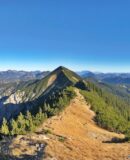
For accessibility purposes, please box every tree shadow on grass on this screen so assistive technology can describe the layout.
[103,137,127,144]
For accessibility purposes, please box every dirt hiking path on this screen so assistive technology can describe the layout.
[41,89,129,160]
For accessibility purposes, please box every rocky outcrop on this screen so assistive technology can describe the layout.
[4,91,25,104]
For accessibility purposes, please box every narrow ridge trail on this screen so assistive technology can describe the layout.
[42,89,129,160]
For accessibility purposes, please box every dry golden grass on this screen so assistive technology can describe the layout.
[42,89,129,160]
[10,89,130,160]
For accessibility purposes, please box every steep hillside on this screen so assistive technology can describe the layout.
[0,66,85,122]
[4,66,82,104]
[81,80,130,136]
[2,89,129,160]
[0,82,18,97]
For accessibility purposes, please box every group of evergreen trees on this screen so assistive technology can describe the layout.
[0,109,47,135]
[80,81,130,136]
[0,86,76,136]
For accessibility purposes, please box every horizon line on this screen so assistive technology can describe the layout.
[0,67,130,74]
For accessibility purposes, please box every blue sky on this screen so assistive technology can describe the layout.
[0,0,130,72]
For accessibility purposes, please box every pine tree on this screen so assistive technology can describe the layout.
[11,119,18,135]
[46,104,54,116]
[44,102,47,112]
[26,111,35,132]
[35,108,45,125]
[17,112,26,135]
[58,97,64,108]
[1,118,9,135]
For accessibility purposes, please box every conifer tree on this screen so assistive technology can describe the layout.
[35,108,45,125]
[11,119,18,135]
[1,118,9,135]
[17,112,26,135]
[26,111,35,132]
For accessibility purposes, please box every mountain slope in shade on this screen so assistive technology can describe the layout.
[4,66,82,104]
[0,66,86,122]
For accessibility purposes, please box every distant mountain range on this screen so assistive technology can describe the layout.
[1,69,130,85]
[0,70,50,83]
[77,71,130,84]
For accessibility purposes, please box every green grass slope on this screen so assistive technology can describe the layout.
[80,80,130,136]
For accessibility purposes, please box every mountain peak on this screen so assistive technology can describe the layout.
[54,66,68,72]
[58,66,65,69]
[51,66,82,83]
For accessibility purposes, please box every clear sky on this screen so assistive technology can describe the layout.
[0,0,130,72]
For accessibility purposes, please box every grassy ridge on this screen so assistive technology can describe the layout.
[80,80,130,139]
